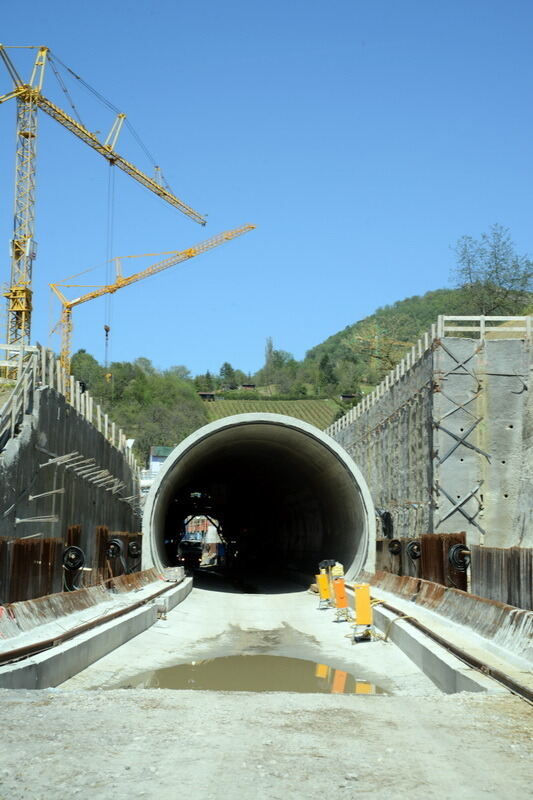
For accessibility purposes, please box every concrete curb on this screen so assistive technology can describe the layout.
[360,571,533,664]
[154,576,193,614]
[371,604,507,695]
[0,578,192,689]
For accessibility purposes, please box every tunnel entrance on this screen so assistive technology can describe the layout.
[142,414,375,589]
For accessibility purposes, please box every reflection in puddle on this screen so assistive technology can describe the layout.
[115,655,387,694]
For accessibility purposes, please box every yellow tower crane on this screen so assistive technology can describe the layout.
[50,224,255,377]
[0,45,206,377]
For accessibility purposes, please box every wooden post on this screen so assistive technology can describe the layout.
[49,351,55,390]
[40,347,46,385]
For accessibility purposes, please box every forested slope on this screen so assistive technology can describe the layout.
[70,282,531,464]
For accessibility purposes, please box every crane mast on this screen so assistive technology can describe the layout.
[0,47,47,376]
[0,45,206,378]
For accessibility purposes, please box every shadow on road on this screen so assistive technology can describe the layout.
[190,565,306,595]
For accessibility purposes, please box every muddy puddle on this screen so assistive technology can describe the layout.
[113,654,387,694]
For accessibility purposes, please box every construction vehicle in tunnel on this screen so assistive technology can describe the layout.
[177,531,204,571]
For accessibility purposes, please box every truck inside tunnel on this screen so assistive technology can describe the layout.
[142,414,375,588]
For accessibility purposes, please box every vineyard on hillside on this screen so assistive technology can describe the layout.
[204,398,340,429]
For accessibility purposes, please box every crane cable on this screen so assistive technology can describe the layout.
[43,50,192,367]
[48,52,175,193]
[104,164,115,370]
[47,54,85,127]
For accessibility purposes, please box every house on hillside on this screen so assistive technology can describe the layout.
[149,446,174,473]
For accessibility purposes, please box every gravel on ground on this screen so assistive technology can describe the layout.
[0,690,531,800]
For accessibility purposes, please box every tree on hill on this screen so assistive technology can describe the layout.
[194,370,215,392]
[219,361,237,389]
[254,341,301,395]
[71,349,207,464]
[134,357,157,375]
[317,353,337,393]
[113,369,207,463]
[168,365,192,380]
[70,350,105,394]
[452,224,533,315]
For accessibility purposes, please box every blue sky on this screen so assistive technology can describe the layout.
[1,1,532,375]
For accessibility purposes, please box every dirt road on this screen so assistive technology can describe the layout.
[0,689,531,799]
[1,580,531,798]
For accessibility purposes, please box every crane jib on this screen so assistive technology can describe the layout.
[52,224,255,375]
[33,93,206,225]
[0,44,212,380]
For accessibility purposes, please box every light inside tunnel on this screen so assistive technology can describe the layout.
[142,414,375,584]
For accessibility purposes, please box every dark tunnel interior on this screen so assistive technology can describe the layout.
[143,418,373,591]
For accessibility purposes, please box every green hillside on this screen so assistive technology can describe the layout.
[306,288,465,363]
[204,398,339,429]
[71,277,532,465]
[301,286,527,392]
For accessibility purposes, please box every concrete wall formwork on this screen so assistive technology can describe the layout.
[327,317,532,547]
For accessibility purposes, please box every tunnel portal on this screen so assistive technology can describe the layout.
[142,414,375,584]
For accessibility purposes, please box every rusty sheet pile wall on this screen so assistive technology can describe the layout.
[470,545,533,611]
[328,316,532,549]
[0,568,160,641]
[374,533,533,612]
[374,533,466,591]
[366,570,533,661]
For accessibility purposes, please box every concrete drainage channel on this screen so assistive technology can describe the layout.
[0,576,192,690]
[0,573,513,696]
[344,588,507,695]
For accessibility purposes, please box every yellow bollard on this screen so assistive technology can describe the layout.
[354,583,372,625]
[352,583,374,642]
[333,577,348,609]
[333,578,352,622]
[316,573,331,610]
[319,559,338,603]
[316,573,330,600]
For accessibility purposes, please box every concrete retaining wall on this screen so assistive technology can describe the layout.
[0,386,140,598]
[328,317,532,547]
[333,350,434,538]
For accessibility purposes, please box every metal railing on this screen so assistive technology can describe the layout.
[437,315,532,338]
